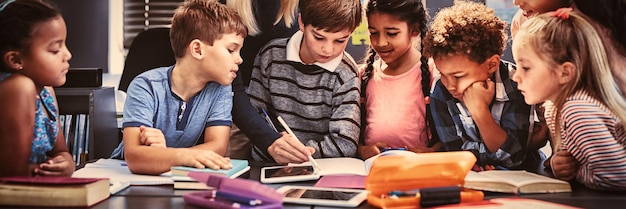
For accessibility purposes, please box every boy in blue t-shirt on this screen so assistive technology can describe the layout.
[247,0,362,164]
[110,0,247,175]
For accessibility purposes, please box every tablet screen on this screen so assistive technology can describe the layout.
[276,186,368,207]
[284,188,361,200]
[264,165,315,178]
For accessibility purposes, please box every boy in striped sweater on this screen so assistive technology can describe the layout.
[247,0,362,164]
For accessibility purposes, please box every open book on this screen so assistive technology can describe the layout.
[464,170,572,194]
[305,150,419,175]
[311,150,419,188]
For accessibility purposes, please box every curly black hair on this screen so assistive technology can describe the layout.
[422,0,507,64]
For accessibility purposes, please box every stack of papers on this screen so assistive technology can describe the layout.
[72,158,173,194]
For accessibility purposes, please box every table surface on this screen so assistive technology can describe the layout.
[2,161,625,209]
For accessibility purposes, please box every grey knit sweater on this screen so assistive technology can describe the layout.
[247,36,361,160]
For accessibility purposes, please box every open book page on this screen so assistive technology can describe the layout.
[290,157,368,176]
[464,170,571,194]
[469,170,566,187]
[72,158,173,186]
[363,150,419,172]
[312,151,419,189]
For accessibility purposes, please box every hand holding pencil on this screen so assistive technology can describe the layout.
[277,116,321,171]
[266,116,318,165]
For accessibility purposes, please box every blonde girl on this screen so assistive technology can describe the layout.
[512,8,626,191]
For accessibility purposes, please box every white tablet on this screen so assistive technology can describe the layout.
[276,185,368,207]
[260,165,320,183]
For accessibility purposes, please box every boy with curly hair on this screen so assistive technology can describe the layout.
[423,0,542,169]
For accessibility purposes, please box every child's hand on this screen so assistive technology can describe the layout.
[550,150,578,181]
[358,142,387,160]
[462,79,495,114]
[179,149,232,170]
[34,154,74,177]
[268,132,316,164]
[139,125,166,147]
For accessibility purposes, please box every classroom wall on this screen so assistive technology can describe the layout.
[52,0,110,73]
[104,0,515,76]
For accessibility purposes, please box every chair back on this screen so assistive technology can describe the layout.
[118,27,175,92]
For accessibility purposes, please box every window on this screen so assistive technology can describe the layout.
[123,0,181,48]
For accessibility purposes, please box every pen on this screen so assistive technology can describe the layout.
[276,116,321,171]
[214,191,263,206]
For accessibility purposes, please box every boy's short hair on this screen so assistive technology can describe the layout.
[298,0,363,33]
[170,0,247,58]
[423,0,507,64]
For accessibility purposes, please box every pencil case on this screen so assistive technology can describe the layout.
[183,172,283,209]
[365,151,484,208]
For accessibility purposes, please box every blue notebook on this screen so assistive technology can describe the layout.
[170,159,250,179]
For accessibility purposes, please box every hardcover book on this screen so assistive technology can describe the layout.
[0,176,110,207]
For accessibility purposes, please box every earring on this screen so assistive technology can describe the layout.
[18,66,23,70]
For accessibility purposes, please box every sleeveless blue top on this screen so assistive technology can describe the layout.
[0,72,58,164]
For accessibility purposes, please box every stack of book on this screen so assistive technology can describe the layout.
[171,159,250,190]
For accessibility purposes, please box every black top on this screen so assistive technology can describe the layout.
[229,0,300,160]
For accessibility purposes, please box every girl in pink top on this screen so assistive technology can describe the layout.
[358,0,440,160]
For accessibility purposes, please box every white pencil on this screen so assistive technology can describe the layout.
[276,116,321,171]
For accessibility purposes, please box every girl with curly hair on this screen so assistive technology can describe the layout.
[423,0,543,170]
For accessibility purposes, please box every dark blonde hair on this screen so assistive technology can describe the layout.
[423,0,507,63]
[170,0,248,58]
[298,0,362,33]
[0,0,60,72]
[226,0,297,36]
[517,11,626,148]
